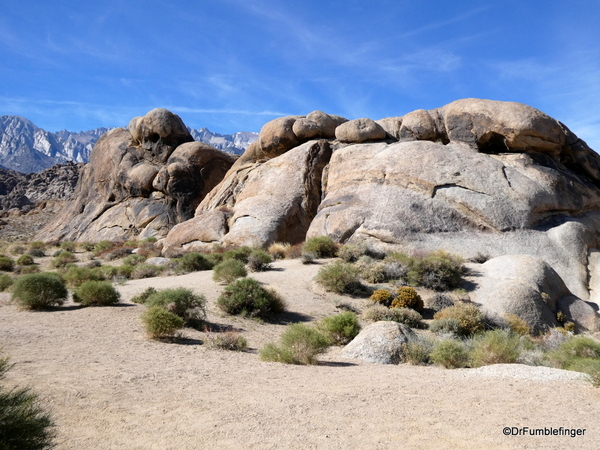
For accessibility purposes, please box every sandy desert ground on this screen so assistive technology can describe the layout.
[1,258,599,449]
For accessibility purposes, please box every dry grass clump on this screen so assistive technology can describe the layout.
[267,242,291,260]
[469,329,522,367]
[204,329,248,351]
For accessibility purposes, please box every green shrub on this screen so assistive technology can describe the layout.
[0,354,55,450]
[338,243,368,263]
[0,274,13,292]
[548,336,600,373]
[0,256,15,272]
[145,287,206,325]
[302,236,338,258]
[315,261,362,294]
[391,287,424,312]
[93,240,113,255]
[28,241,46,251]
[64,266,104,288]
[260,323,330,365]
[116,265,134,279]
[27,248,46,258]
[246,249,272,272]
[80,242,96,252]
[430,339,470,368]
[223,246,253,263]
[176,252,213,273]
[60,241,76,252]
[205,253,224,267]
[316,312,361,345]
[469,329,522,367]
[11,273,67,310]
[204,330,249,351]
[217,277,285,319]
[429,318,462,336]
[212,259,247,284]
[50,251,77,268]
[16,254,34,266]
[72,281,120,306]
[362,305,424,328]
[142,306,184,339]
[413,251,465,291]
[130,287,158,304]
[433,303,484,336]
[402,336,435,365]
[131,264,162,279]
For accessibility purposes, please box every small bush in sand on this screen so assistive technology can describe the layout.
[212,259,247,284]
[316,311,361,345]
[260,323,330,365]
[50,251,77,268]
[548,336,600,377]
[413,251,465,291]
[315,261,362,294]
[64,266,104,288]
[27,248,46,258]
[28,241,46,251]
[267,242,290,260]
[246,249,272,272]
[223,246,253,263]
[430,339,470,369]
[300,252,315,264]
[176,252,213,273]
[122,254,146,266]
[433,303,484,336]
[16,254,34,266]
[0,353,55,450]
[402,335,435,365]
[0,274,13,292]
[337,242,368,263]
[426,293,455,312]
[72,281,121,307]
[142,306,184,339]
[131,287,158,304]
[60,241,76,252]
[11,273,67,310]
[469,329,522,367]
[362,305,424,328]
[204,330,248,351]
[302,236,338,258]
[80,242,96,252]
[0,256,15,272]
[145,287,207,326]
[391,287,424,312]
[131,264,163,279]
[217,278,285,320]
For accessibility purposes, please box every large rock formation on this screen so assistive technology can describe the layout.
[35,109,237,242]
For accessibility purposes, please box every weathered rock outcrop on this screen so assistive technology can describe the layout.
[35,109,236,242]
[339,321,416,364]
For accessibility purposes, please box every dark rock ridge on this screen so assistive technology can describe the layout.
[36,109,237,242]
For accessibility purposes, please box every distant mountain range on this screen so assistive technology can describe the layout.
[0,115,258,173]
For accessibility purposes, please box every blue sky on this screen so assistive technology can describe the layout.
[1,0,599,150]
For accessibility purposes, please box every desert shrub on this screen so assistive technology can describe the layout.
[142,306,184,339]
[145,287,207,325]
[116,264,134,278]
[0,256,15,272]
[316,311,361,345]
[16,265,40,275]
[414,251,465,291]
[122,254,146,266]
[391,287,424,312]
[362,305,423,327]
[285,243,303,259]
[50,251,77,268]
[426,293,455,312]
[429,318,462,336]
[204,330,248,351]
[27,248,46,258]
[8,245,26,256]
[548,336,600,370]
[0,274,13,292]
[223,246,253,263]
[64,266,104,288]
[315,261,362,294]
[358,261,388,283]
[300,252,315,264]
[131,264,162,279]
[338,243,368,263]
[302,236,338,258]
[369,289,393,306]
[205,252,225,267]
[402,335,435,365]
[72,281,121,306]
[130,287,157,304]
[103,247,132,261]
[0,354,55,450]
[430,339,470,368]
[60,241,76,252]
[247,249,272,272]
[381,261,409,282]
[267,242,291,260]
[260,323,330,365]
[217,277,285,319]
[505,314,530,336]
[11,273,67,309]
[212,259,247,284]
[28,241,46,251]
[176,252,212,273]
[433,303,484,336]
[469,329,522,367]
[15,254,34,266]
[86,260,102,268]
[80,242,96,252]
[93,240,112,255]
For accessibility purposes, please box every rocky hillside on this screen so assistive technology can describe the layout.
[0,115,257,173]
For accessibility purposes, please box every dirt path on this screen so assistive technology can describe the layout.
[1,259,599,449]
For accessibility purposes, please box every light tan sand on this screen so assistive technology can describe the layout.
[1,258,599,449]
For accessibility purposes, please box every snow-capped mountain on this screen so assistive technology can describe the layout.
[0,115,258,173]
